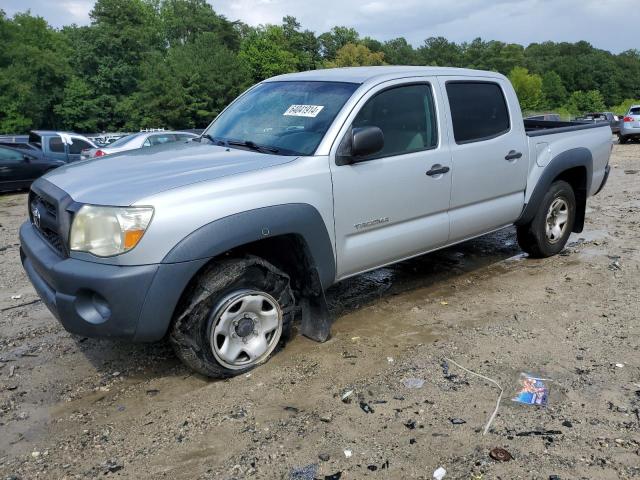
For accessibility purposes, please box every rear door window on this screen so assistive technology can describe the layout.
[49,137,65,153]
[446,82,510,144]
[69,138,92,154]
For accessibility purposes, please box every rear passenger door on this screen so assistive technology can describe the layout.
[47,136,69,162]
[439,77,528,242]
[330,79,452,279]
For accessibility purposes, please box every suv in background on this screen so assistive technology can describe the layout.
[619,105,640,143]
[83,131,198,158]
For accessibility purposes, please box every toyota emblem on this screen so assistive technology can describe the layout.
[32,206,41,229]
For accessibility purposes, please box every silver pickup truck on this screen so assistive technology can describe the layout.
[20,67,612,378]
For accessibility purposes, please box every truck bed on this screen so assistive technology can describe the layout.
[524,119,611,137]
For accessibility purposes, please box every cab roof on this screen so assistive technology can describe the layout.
[265,66,505,85]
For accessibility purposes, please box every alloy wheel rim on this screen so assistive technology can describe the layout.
[545,198,569,243]
[209,290,282,370]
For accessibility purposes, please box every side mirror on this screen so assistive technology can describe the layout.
[336,126,384,165]
[352,126,384,159]
[23,154,32,163]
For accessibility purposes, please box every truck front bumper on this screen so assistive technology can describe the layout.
[19,222,207,341]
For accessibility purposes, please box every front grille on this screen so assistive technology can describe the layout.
[29,191,66,256]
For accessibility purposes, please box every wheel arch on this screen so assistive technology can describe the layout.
[516,147,592,233]
[160,204,336,342]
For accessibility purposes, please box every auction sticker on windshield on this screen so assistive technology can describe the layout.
[284,105,324,117]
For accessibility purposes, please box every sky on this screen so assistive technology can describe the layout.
[3,0,639,53]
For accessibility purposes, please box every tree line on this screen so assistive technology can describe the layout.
[1,0,639,134]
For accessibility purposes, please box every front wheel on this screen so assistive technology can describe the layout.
[170,256,294,378]
[517,180,576,258]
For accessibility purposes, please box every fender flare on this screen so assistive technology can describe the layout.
[162,203,336,288]
[516,147,592,229]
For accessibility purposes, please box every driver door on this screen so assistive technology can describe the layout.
[329,79,452,279]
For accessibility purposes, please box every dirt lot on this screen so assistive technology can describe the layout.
[1,143,639,480]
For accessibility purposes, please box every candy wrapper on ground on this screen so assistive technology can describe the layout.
[512,373,549,406]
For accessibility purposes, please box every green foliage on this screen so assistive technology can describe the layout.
[319,26,359,60]
[2,3,640,134]
[239,25,298,81]
[382,38,416,65]
[509,67,544,111]
[541,71,567,108]
[563,90,606,115]
[0,11,71,133]
[326,43,385,68]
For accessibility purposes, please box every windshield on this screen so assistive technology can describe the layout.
[204,81,359,156]
[108,133,141,148]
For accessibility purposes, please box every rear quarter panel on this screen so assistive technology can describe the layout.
[525,125,612,201]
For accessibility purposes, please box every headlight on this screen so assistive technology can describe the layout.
[70,205,154,257]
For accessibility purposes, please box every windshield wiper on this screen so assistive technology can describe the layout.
[200,133,227,146]
[226,139,280,154]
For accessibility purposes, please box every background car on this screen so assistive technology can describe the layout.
[525,113,562,121]
[83,131,198,158]
[619,105,640,144]
[0,145,65,192]
[575,112,620,134]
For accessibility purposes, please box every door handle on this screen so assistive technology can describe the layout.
[426,165,450,176]
[505,150,522,161]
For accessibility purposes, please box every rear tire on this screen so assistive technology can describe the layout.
[517,180,576,258]
[618,134,628,144]
[170,255,294,378]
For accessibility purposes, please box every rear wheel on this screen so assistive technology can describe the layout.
[618,134,628,144]
[170,256,294,378]
[517,180,576,258]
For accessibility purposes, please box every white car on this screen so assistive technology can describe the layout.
[83,131,198,158]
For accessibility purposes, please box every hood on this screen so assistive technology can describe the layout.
[43,142,297,205]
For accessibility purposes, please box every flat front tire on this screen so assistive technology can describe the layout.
[517,180,576,258]
[170,255,294,378]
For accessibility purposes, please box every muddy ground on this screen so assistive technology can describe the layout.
[1,143,639,480]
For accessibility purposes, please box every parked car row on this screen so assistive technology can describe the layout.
[82,131,197,159]
[0,129,199,193]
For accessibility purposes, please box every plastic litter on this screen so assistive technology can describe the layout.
[359,401,374,414]
[512,373,550,406]
[341,390,354,403]
[11,295,22,300]
[289,464,318,480]
[343,449,352,458]
[433,466,447,480]
[403,378,425,389]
